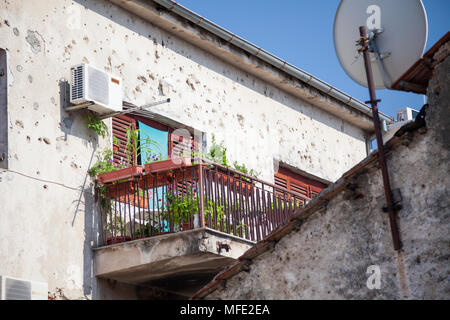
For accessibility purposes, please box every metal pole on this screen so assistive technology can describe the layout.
[358,26,402,251]
[98,98,171,120]
[198,158,205,228]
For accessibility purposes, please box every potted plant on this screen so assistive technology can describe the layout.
[144,154,192,173]
[105,216,131,245]
[134,220,161,239]
[164,183,199,231]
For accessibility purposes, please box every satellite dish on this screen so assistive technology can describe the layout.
[333,0,428,89]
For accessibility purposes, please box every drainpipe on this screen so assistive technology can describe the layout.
[152,0,392,125]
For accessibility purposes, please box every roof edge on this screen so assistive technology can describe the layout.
[190,105,427,300]
[151,0,392,124]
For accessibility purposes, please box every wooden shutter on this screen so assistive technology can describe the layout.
[275,167,327,199]
[169,129,199,158]
[112,115,137,166]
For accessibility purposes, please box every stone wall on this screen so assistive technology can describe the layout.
[200,55,450,300]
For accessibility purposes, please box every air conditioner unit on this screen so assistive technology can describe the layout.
[396,107,420,122]
[70,63,123,114]
[0,275,48,300]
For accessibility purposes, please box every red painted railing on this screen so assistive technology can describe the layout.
[97,158,311,246]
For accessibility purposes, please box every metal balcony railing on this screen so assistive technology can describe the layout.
[97,158,311,246]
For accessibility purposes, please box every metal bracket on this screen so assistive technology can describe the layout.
[382,188,403,213]
[64,98,171,119]
[216,241,231,255]
[65,101,96,112]
[98,98,171,120]
[367,28,392,88]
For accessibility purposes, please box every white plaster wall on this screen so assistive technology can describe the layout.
[0,0,367,299]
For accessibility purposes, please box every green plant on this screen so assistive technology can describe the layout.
[88,149,123,177]
[232,161,260,180]
[162,182,249,235]
[165,184,199,226]
[205,134,229,166]
[112,136,120,146]
[195,134,259,180]
[87,115,109,139]
[135,220,160,238]
[125,127,163,165]
[106,215,126,235]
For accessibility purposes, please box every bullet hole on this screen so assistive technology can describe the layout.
[43,137,51,144]
[34,121,39,127]
[43,185,48,189]
[155,50,160,60]
[26,136,31,143]
[4,20,10,27]
[15,120,24,128]
[25,30,42,54]
[237,114,245,127]
[13,27,19,36]
[16,65,23,72]
[28,75,33,83]
[186,79,195,91]
[33,102,39,110]
[137,75,147,83]
[83,36,89,43]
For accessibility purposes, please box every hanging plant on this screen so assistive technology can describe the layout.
[86,115,109,139]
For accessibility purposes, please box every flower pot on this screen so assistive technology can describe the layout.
[106,236,131,245]
[144,157,192,174]
[97,165,144,184]
[106,181,135,197]
[215,172,253,191]
[182,222,193,231]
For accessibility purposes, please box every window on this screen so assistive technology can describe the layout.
[112,104,199,166]
[274,166,327,199]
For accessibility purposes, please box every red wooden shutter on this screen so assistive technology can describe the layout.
[275,167,327,200]
[112,115,137,166]
[169,130,198,158]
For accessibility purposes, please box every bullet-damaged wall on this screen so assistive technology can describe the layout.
[0,0,368,299]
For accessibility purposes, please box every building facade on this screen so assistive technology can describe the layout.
[0,0,389,299]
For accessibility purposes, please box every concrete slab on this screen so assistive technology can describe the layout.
[94,228,254,296]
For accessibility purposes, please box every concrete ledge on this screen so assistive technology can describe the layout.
[93,228,254,295]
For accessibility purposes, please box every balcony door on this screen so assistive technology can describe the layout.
[137,120,169,165]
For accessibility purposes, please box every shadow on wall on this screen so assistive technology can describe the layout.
[58,79,101,297]
[71,0,364,142]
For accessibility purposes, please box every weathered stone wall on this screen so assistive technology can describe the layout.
[203,55,450,300]
[0,0,369,299]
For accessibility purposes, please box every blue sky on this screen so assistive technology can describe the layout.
[177,0,449,119]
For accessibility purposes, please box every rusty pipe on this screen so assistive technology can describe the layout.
[358,26,402,251]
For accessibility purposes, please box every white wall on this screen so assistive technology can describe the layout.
[0,0,367,299]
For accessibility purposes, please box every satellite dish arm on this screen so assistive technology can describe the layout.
[368,30,392,89]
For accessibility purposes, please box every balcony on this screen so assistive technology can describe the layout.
[94,158,311,297]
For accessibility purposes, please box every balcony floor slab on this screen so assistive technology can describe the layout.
[94,228,254,296]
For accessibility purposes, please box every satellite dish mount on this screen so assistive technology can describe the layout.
[357,26,401,251]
